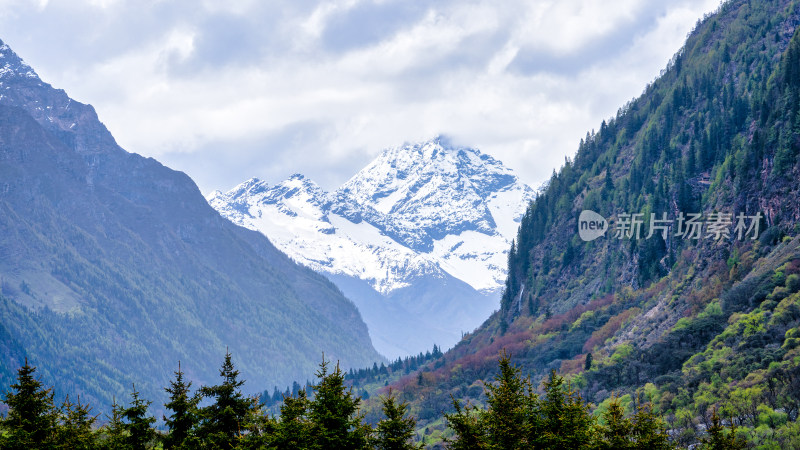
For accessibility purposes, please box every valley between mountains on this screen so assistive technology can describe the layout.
[5,0,800,448]
[208,138,534,359]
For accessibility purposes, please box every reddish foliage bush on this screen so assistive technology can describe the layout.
[538,294,615,334]
[582,307,638,353]
[559,353,587,375]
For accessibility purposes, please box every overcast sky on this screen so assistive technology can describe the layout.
[0,0,720,194]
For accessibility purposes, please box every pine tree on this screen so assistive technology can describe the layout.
[55,395,97,450]
[604,169,614,193]
[443,399,487,450]
[197,349,255,449]
[374,391,420,450]
[483,352,533,449]
[274,389,313,449]
[163,361,199,449]
[0,359,58,449]
[699,409,746,450]
[630,399,672,449]
[122,385,156,450]
[538,370,594,448]
[308,356,371,449]
[538,370,567,446]
[101,397,127,449]
[596,396,633,449]
[560,381,595,448]
[445,355,605,449]
[237,401,275,450]
[292,381,302,398]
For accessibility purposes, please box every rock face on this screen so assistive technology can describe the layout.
[0,38,383,410]
[208,138,535,358]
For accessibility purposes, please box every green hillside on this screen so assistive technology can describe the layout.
[370,0,800,446]
[0,40,383,414]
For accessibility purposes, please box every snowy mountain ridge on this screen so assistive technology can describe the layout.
[208,138,535,357]
[209,138,534,295]
[340,137,527,240]
[209,173,436,294]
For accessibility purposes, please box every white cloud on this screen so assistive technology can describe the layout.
[0,0,720,193]
[302,0,361,40]
[513,0,643,54]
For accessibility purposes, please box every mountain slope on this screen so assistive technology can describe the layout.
[370,0,800,444]
[0,39,382,411]
[208,139,534,358]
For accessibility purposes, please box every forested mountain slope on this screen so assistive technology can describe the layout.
[0,38,382,412]
[376,0,800,445]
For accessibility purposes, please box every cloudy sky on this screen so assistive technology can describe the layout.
[1,0,719,194]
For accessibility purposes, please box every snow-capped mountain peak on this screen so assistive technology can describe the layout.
[0,40,40,81]
[340,137,528,240]
[210,137,534,294]
[208,138,535,358]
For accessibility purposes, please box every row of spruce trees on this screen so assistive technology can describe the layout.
[444,353,747,449]
[0,351,418,450]
[1,350,747,449]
